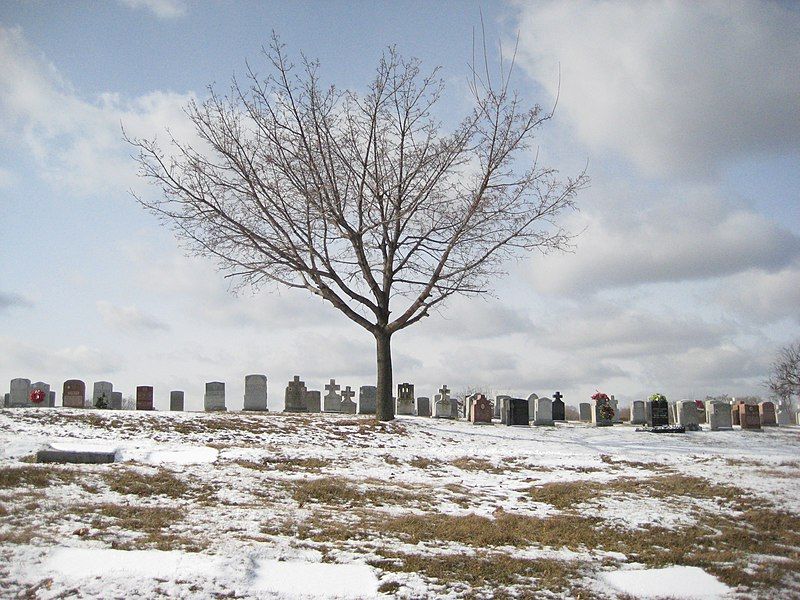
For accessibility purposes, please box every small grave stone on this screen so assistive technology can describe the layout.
[695,400,707,424]
[759,401,777,426]
[62,380,86,409]
[9,378,31,408]
[527,393,539,421]
[433,385,452,418]
[533,397,554,426]
[630,400,646,425]
[739,404,761,430]
[495,395,510,419]
[470,394,493,424]
[358,385,377,415]
[48,390,56,407]
[170,391,184,411]
[31,381,51,408]
[3,392,9,407]
[504,398,529,426]
[591,397,614,426]
[648,397,669,427]
[676,400,700,431]
[204,382,226,411]
[110,391,123,410]
[323,379,342,413]
[341,386,357,414]
[305,390,321,413]
[396,383,415,415]
[552,391,566,421]
[610,395,622,423]
[579,402,591,422]
[708,402,732,431]
[731,402,741,425]
[450,396,460,419]
[243,374,268,411]
[417,396,431,417]
[136,386,154,411]
[93,381,113,409]
[284,376,308,412]
[37,448,116,464]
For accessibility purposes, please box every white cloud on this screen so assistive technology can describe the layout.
[96,301,169,332]
[515,1,800,177]
[118,0,187,19]
[714,263,800,323]
[0,336,122,377]
[0,25,196,196]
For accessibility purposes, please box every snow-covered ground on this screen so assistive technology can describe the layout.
[1,408,798,599]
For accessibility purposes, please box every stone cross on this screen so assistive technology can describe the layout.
[553,391,563,402]
[439,385,450,400]
[341,386,355,402]
[325,379,340,395]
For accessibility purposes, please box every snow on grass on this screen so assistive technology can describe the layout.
[601,565,732,599]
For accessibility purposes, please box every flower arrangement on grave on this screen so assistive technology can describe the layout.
[591,391,615,421]
[29,388,46,404]
[648,393,666,403]
[95,393,108,410]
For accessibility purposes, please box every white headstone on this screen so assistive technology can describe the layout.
[243,374,268,411]
[533,396,554,426]
[676,400,700,430]
[630,400,646,425]
[527,393,539,421]
[433,385,452,418]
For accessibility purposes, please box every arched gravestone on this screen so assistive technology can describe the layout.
[204,382,226,411]
[630,400,646,425]
[396,383,415,415]
[579,402,592,422]
[759,401,777,426]
[31,381,51,408]
[136,386,154,411]
[62,380,86,408]
[470,394,493,424]
[739,404,761,430]
[527,393,538,421]
[9,378,31,408]
[495,395,511,419]
[92,381,113,409]
[504,398,529,426]
[552,391,566,421]
[533,397,554,426]
[358,386,376,414]
[170,390,184,411]
[284,376,308,412]
[416,396,431,417]
[243,374,268,411]
[676,400,700,430]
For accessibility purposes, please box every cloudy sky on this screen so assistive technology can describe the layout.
[1,1,798,410]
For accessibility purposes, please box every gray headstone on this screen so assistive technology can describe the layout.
[3,392,8,408]
[495,395,511,420]
[110,391,123,410]
[396,383,415,415]
[305,390,321,413]
[170,390,184,411]
[416,396,431,417]
[527,393,539,421]
[630,400,646,425]
[579,402,592,422]
[93,381,113,409]
[204,381,227,411]
[284,376,308,412]
[676,400,700,430]
[777,408,792,426]
[340,386,357,414]
[358,386,377,415]
[433,385,452,418]
[243,374,268,411]
[323,379,342,413]
[708,401,732,431]
[533,397,554,426]
[9,378,31,407]
[610,395,622,423]
[31,381,51,408]
[48,390,56,407]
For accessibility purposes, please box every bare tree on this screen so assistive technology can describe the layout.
[767,342,800,411]
[128,35,587,421]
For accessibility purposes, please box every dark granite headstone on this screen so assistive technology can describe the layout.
[552,391,565,421]
[136,386,154,411]
[649,398,669,427]
[417,396,431,417]
[505,398,529,426]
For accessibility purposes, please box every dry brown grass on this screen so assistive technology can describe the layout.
[291,476,417,508]
[103,468,213,500]
[449,457,505,474]
[409,457,437,469]
[0,465,80,489]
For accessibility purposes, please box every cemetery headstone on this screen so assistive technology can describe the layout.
[759,401,777,426]
[450,396,460,419]
[676,400,700,431]
[552,391,566,421]
[93,381,113,409]
[433,385,452,418]
[495,395,511,421]
[340,386,357,414]
[731,402,741,425]
[62,380,86,409]
[136,386,154,411]
[470,393,493,424]
[527,393,539,422]
[417,396,431,417]
[323,379,342,413]
[630,400,646,425]
[9,378,31,408]
[243,374,268,411]
[739,404,761,430]
[591,394,614,426]
[3,392,9,407]
[170,391,184,411]
[708,402,733,431]
[305,390,321,413]
[358,385,377,415]
[777,407,792,426]
[396,383,415,415]
[648,395,669,427]
[695,399,707,424]
[110,391,122,410]
[48,390,56,407]
[533,397,554,426]
[610,395,622,423]
[204,381,227,411]
[31,381,51,408]
[505,398,529,426]
[579,402,591,422]
[284,376,308,412]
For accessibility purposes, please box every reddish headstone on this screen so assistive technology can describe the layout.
[470,394,493,424]
[136,386,154,411]
[759,401,777,426]
[731,403,741,425]
[62,380,86,408]
[739,404,761,430]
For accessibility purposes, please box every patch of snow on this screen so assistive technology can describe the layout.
[43,546,216,580]
[251,559,379,598]
[601,566,732,599]
[120,445,219,465]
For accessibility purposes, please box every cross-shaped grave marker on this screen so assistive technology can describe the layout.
[553,391,563,402]
[325,379,340,395]
[341,386,355,402]
[439,385,450,400]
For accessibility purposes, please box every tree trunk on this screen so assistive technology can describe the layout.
[375,330,395,421]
